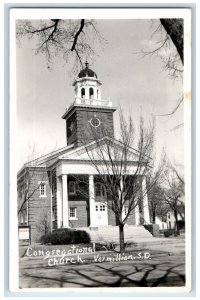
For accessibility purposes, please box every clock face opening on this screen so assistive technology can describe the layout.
[90,117,101,127]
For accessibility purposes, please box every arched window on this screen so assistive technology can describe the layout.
[89,87,94,99]
[97,89,99,99]
[81,88,85,98]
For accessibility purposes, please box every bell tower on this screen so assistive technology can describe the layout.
[62,62,116,147]
[74,61,102,102]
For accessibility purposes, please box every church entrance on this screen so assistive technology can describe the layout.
[95,201,108,226]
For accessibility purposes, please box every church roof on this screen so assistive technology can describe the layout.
[59,136,150,163]
[78,61,97,79]
[17,144,75,174]
[17,137,152,177]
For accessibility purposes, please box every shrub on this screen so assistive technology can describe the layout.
[164,231,170,237]
[40,228,91,245]
[164,229,174,237]
[40,232,52,244]
[94,242,116,251]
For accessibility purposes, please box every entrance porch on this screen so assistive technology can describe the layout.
[54,173,150,230]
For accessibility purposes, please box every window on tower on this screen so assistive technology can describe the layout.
[89,87,94,99]
[81,88,85,99]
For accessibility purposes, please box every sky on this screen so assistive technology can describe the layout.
[16,19,184,171]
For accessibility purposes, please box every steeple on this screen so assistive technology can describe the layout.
[72,61,112,107]
[62,62,116,147]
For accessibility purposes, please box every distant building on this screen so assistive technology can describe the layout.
[17,63,151,242]
[155,216,167,230]
[166,204,185,230]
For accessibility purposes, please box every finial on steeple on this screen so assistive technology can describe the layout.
[85,60,89,69]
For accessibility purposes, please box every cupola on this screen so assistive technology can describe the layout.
[73,61,103,105]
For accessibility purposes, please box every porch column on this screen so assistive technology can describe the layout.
[135,204,140,225]
[77,83,81,99]
[142,176,150,224]
[89,175,96,227]
[56,176,62,228]
[62,174,69,227]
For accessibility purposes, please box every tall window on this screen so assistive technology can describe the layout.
[52,178,56,196]
[40,183,46,197]
[89,87,94,99]
[124,206,128,216]
[52,207,56,221]
[169,221,171,229]
[18,185,24,198]
[69,207,77,220]
[24,209,28,224]
[20,212,23,224]
[95,183,106,198]
[69,181,76,195]
[139,200,143,213]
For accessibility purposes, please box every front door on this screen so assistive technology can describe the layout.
[95,202,108,226]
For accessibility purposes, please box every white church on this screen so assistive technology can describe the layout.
[17,62,151,242]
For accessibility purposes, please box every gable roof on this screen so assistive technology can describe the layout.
[17,144,75,174]
[59,136,151,163]
[17,136,152,176]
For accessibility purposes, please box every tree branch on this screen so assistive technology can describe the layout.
[160,18,184,64]
[71,19,85,52]
[155,96,183,117]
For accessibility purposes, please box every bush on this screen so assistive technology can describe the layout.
[40,228,91,245]
[95,242,116,251]
[40,232,52,244]
[164,229,174,237]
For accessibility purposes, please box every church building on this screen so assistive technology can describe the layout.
[17,62,151,242]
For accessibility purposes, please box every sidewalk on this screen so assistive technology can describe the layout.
[19,250,185,288]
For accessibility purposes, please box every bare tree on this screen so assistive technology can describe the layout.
[148,183,166,224]
[17,144,53,226]
[163,160,185,235]
[137,18,184,120]
[17,18,184,118]
[17,18,183,68]
[75,111,163,253]
[36,213,50,236]
[146,150,168,223]
[139,19,183,77]
[16,19,103,70]
[160,19,183,64]
[17,164,46,216]
[167,160,185,192]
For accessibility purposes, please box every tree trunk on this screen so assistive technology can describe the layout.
[119,223,125,253]
[174,209,180,235]
[152,210,156,224]
[160,19,183,64]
